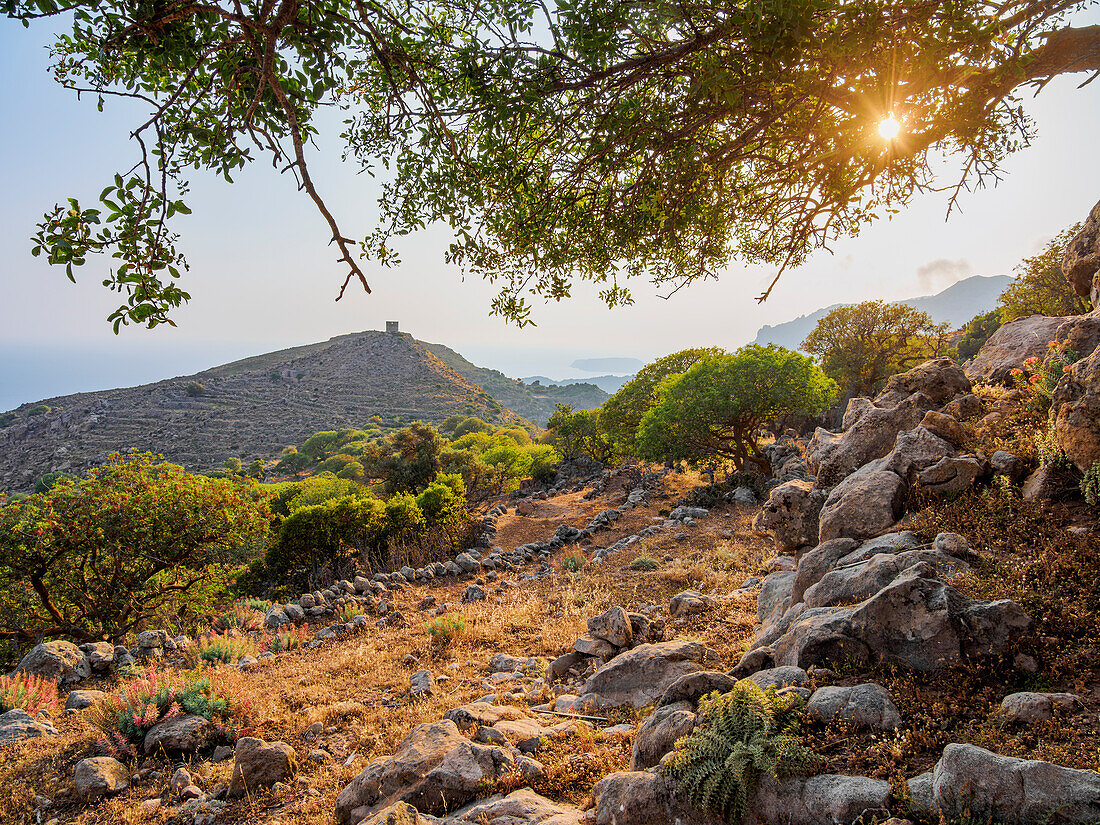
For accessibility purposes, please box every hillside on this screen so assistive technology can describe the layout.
[521,374,632,394]
[0,330,520,492]
[422,342,609,425]
[753,274,1012,351]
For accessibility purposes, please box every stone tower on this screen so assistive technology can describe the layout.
[386,321,399,334]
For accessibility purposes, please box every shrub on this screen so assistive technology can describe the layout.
[0,672,59,715]
[0,412,16,426]
[91,667,249,759]
[560,551,586,574]
[336,603,366,623]
[1082,462,1100,505]
[264,624,310,653]
[529,445,562,484]
[196,633,259,665]
[629,555,659,571]
[185,381,205,397]
[425,614,466,649]
[266,494,387,584]
[662,682,821,821]
[26,404,51,416]
[0,452,271,647]
[212,600,266,633]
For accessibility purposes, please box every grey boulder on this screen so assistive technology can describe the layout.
[807,684,901,731]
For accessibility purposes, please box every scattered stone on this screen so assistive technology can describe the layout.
[631,701,697,770]
[64,690,105,711]
[669,590,712,617]
[1000,691,1083,723]
[461,584,486,603]
[748,666,810,692]
[991,450,1027,482]
[409,670,435,699]
[587,606,633,648]
[807,684,901,730]
[143,714,214,755]
[79,642,115,673]
[0,707,59,742]
[73,757,129,800]
[576,640,722,709]
[228,737,297,797]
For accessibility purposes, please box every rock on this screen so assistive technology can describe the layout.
[548,652,583,681]
[809,392,935,486]
[656,671,737,708]
[1022,465,1064,500]
[787,538,859,606]
[143,713,214,755]
[409,670,435,699]
[169,767,193,796]
[875,358,971,409]
[455,553,482,574]
[631,701,698,770]
[1000,691,1083,723]
[919,410,967,447]
[442,703,534,735]
[137,629,170,649]
[942,392,983,420]
[228,737,297,797]
[732,486,757,505]
[1054,346,1100,472]
[668,590,712,617]
[906,772,936,817]
[917,454,984,495]
[444,788,583,824]
[79,642,115,672]
[1064,198,1100,307]
[587,606,633,648]
[577,641,722,709]
[74,757,129,800]
[743,773,892,825]
[883,427,956,482]
[802,550,969,610]
[574,634,619,659]
[0,708,57,743]
[669,506,708,521]
[807,684,901,730]
[334,719,539,823]
[758,571,797,626]
[752,481,827,554]
[592,770,725,825]
[64,690,105,711]
[967,314,1069,383]
[745,566,1030,673]
[930,743,1100,823]
[748,666,809,692]
[817,462,906,543]
[461,584,486,603]
[16,640,89,685]
[991,450,1027,481]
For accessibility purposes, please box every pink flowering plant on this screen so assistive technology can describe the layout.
[0,672,59,715]
[91,666,249,759]
[1010,340,1078,405]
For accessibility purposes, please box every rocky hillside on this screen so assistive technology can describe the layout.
[422,342,609,425]
[0,331,521,492]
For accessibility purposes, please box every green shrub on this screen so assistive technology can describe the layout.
[264,624,310,653]
[1082,462,1100,505]
[185,381,205,397]
[630,555,659,571]
[26,404,51,416]
[0,412,16,426]
[425,614,466,649]
[529,445,562,484]
[212,599,267,632]
[662,682,821,821]
[336,603,366,623]
[91,667,248,759]
[197,633,259,665]
[0,672,59,714]
[561,551,586,573]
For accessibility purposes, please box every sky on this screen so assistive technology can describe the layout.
[3,10,1100,411]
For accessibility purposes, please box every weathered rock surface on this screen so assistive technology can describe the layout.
[656,671,737,708]
[630,701,697,770]
[16,640,89,685]
[1000,691,1083,723]
[0,708,57,743]
[966,315,1068,383]
[1054,346,1100,472]
[587,606,633,648]
[802,549,968,609]
[807,684,901,731]
[74,756,130,799]
[577,641,722,709]
[752,480,827,554]
[443,788,584,825]
[817,462,906,543]
[65,689,106,711]
[591,770,725,825]
[874,358,970,409]
[929,743,1100,824]
[668,590,712,617]
[228,737,297,796]
[1064,198,1100,307]
[143,713,214,755]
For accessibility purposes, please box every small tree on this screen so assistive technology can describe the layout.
[546,405,614,463]
[957,309,1004,361]
[802,301,951,398]
[381,423,444,494]
[600,348,724,453]
[185,381,205,397]
[0,453,269,645]
[999,225,1092,321]
[637,346,837,475]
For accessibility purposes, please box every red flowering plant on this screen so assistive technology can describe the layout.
[0,672,59,715]
[1010,340,1078,407]
[90,666,252,759]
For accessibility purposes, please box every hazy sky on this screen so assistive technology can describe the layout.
[3,9,1100,411]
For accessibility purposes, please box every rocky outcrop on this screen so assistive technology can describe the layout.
[630,701,697,771]
[874,358,971,408]
[16,641,89,685]
[966,312,1100,385]
[817,462,906,543]
[576,641,722,709]
[1054,346,1100,472]
[1064,198,1100,307]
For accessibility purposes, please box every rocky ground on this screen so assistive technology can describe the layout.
[3,360,1100,824]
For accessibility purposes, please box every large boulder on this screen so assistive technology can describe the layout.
[587,606,633,648]
[443,788,584,825]
[752,480,827,554]
[966,313,1100,384]
[930,743,1100,824]
[817,462,906,543]
[1054,346,1100,472]
[806,684,901,731]
[576,641,722,709]
[883,427,956,482]
[802,549,969,609]
[228,737,297,796]
[143,713,214,755]
[74,757,130,800]
[591,770,725,825]
[335,720,542,824]
[630,701,697,770]
[0,708,57,743]
[16,640,89,685]
[1064,197,1100,307]
[808,392,935,486]
[874,358,971,408]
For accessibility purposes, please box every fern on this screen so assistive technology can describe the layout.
[662,680,822,822]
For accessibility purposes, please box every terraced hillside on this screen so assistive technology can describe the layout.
[0,331,521,492]
[422,341,609,425]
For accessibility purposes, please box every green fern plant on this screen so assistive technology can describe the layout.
[661,680,822,821]
[1081,461,1100,505]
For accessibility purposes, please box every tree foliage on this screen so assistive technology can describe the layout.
[600,348,723,453]
[8,0,1100,325]
[999,224,1092,321]
[802,300,951,398]
[956,308,1004,361]
[0,452,269,645]
[637,345,836,473]
[546,404,614,463]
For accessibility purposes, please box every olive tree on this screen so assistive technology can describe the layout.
[637,346,837,475]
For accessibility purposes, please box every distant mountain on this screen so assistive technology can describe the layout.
[0,330,523,493]
[571,357,645,373]
[521,375,633,394]
[753,275,1012,352]
[421,343,609,426]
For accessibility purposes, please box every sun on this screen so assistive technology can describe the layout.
[878,114,901,140]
